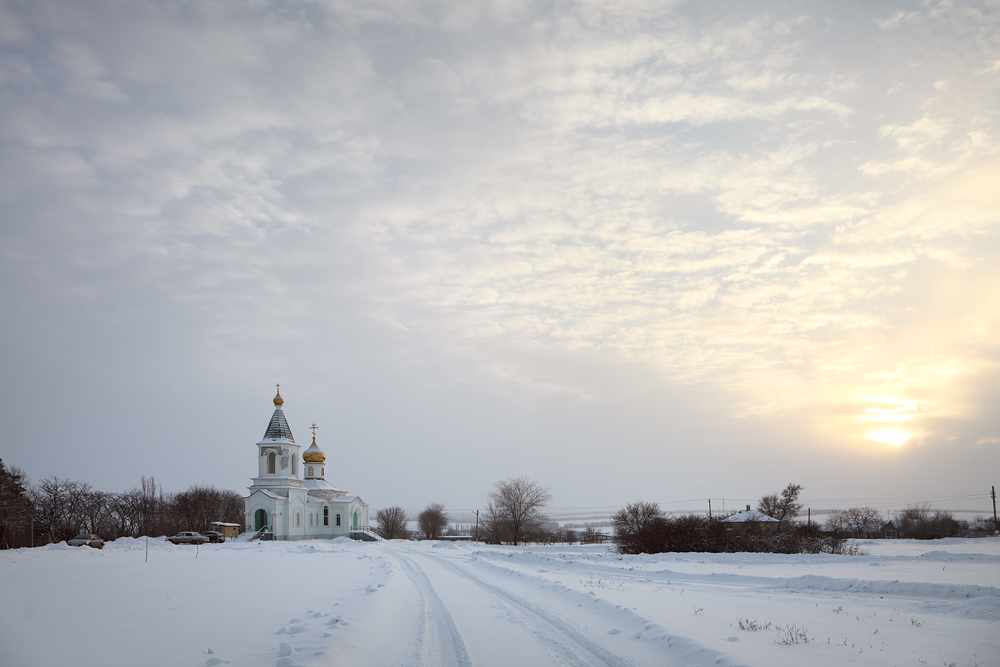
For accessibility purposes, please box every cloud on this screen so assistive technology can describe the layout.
[1,0,998,504]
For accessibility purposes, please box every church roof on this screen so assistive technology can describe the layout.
[263,407,294,442]
[262,388,294,442]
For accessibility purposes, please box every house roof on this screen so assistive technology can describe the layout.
[723,509,779,523]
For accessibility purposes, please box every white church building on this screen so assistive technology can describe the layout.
[244,388,371,540]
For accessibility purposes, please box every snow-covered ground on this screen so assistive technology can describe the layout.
[1,537,997,667]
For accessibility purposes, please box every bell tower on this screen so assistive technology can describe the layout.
[249,385,303,492]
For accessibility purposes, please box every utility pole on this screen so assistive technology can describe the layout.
[708,499,712,520]
[475,510,479,542]
[808,508,811,527]
[992,486,997,529]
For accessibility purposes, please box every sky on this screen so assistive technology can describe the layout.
[1,0,998,518]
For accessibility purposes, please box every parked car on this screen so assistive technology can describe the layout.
[68,533,104,549]
[200,531,225,543]
[168,531,207,545]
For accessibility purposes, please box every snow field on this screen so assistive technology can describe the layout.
[1,537,997,667]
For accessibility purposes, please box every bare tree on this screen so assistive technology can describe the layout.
[375,506,409,539]
[418,503,448,540]
[613,501,667,554]
[894,502,930,538]
[842,506,883,538]
[825,509,850,537]
[172,485,244,531]
[757,483,803,529]
[484,477,552,546]
[31,477,93,542]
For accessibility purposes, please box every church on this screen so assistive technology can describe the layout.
[244,387,371,540]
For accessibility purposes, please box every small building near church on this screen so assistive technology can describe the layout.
[244,388,371,541]
[210,522,240,539]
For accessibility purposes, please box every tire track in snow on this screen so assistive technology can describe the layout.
[393,552,472,667]
[420,551,631,667]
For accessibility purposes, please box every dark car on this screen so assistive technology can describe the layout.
[200,531,225,543]
[68,533,104,549]
[168,531,207,545]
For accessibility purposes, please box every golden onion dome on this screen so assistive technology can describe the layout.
[302,424,326,463]
[273,387,284,406]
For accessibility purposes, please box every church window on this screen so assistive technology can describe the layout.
[267,452,275,474]
[292,454,298,476]
[323,507,329,526]
[308,466,314,477]
[321,467,325,477]
[336,513,341,527]
[295,511,300,527]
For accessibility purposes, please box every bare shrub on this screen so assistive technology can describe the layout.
[738,619,772,631]
[418,503,448,540]
[375,506,408,539]
[842,506,884,538]
[775,624,809,645]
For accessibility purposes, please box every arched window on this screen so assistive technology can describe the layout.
[292,454,298,476]
[267,452,276,474]
[336,513,341,527]
[323,507,329,526]
[308,466,314,477]
[309,513,313,527]
[295,511,300,527]
[321,468,325,477]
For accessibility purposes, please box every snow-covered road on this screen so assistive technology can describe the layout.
[1,537,997,667]
[389,547,636,667]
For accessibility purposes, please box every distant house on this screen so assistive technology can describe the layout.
[723,505,780,532]
[881,520,899,539]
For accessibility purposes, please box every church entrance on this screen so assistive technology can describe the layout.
[255,508,268,531]
[353,511,358,530]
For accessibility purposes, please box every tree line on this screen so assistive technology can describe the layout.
[376,476,557,545]
[613,483,996,556]
[0,459,242,549]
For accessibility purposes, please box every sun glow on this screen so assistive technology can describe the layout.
[860,400,920,422]
[868,429,911,446]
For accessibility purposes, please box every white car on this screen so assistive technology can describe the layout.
[68,533,104,549]
[168,531,207,545]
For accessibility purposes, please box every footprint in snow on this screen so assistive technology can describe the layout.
[278,643,293,657]
[609,628,621,635]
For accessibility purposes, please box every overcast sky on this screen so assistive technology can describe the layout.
[2,0,998,517]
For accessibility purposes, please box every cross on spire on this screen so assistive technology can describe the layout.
[311,423,318,443]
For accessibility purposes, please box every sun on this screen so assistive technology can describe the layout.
[868,429,910,446]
